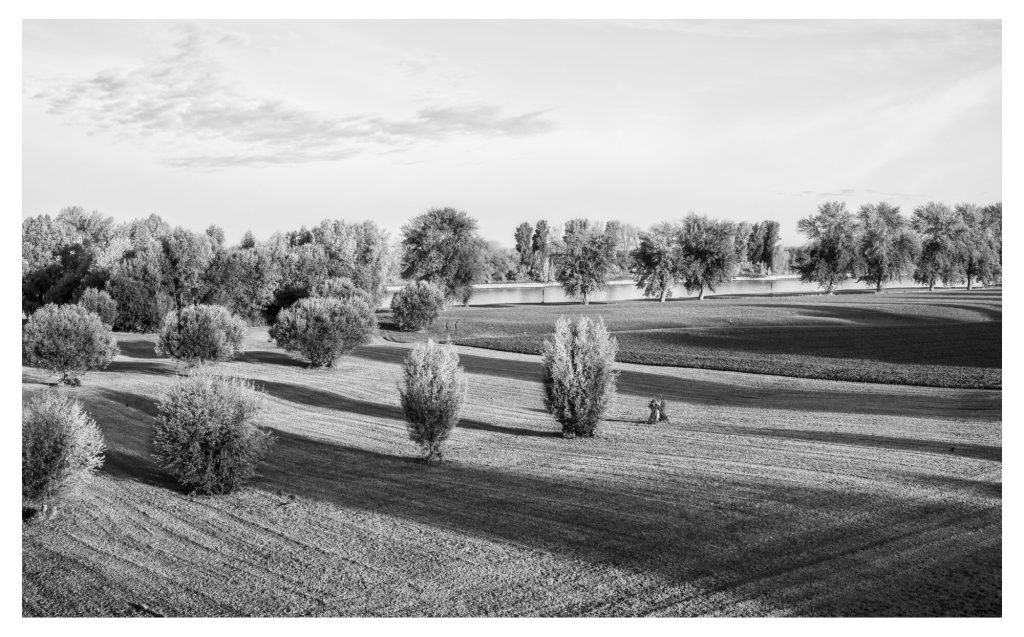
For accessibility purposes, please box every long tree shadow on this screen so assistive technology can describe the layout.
[253,378,561,438]
[79,385,1001,616]
[238,350,310,368]
[720,426,1002,462]
[348,344,1001,421]
[255,426,1000,616]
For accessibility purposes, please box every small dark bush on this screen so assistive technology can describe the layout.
[400,340,467,462]
[77,288,118,327]
[541,316,618,437]
[153,372,273,495]
[390,281,445,331]
[269,297,377,367]
[22,304,119,385]
[22,391,105,514]
[156,304,248,365]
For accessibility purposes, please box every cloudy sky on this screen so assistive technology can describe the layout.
[23,20,1001,245]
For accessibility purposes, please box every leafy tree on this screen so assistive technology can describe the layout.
[160,227,216,309]
[311,276,373,304]
[514,222,534,268]
[795,201,858,294]
[225,243,283,325]
[156,305,248,365]
[677,214,739,300]
[759,220,781,273]
[23,304,119,385]
[629,222,680,302]
[554,228,613,304]
[400,340,467,463]
[955,203,1001,290]
[22,391,105,516]
[855,202,920,292]
[530,220,552,281]
[541,316,618,437]
[107,242,175,332]
[400,207,485,304]
[270,297,377,367]
[154,372,273,495]
[733,221,754,272]
[390,281,446,331]
[911,202,962,291]
[76,288,118,327]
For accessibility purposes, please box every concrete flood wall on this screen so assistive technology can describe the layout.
[379,275,935,308]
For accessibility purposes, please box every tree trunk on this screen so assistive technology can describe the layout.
[967,274,973,291]
[876,280,883,293]
[659,286,668,302]
[698,286,705,300]
[929,282,935,292]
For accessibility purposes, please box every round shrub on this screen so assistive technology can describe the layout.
[541,316,618,437]
[22,304,119,385]
[156,304,248,365]
[400,340,467,462]
[153,372,273,495]
[390,281,445,331]
[23,391,105,514]
[269,297,377,367]
[77,288,118,327]
[311,277,373,305]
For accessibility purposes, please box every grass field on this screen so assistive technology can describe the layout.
[22,318,1001,616]
[385,288,1002,389]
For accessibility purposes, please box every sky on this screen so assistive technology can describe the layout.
[22,19,1001,246]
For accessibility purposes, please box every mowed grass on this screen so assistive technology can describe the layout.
[386,288,1002,389]
[22,327,1001,616]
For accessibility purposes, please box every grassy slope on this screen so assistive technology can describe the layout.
[387,288,1002,389]
[22,328,1001,617]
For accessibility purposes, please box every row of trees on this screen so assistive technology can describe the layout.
[793,201,1001,293]
[24,200,1000,330]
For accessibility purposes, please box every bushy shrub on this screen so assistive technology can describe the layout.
[269,297,377,367]
[390,281,445,331]
[22,304,119,385]
[23,391,105,513]
[399,340,467,462]
[153,372,273,495]
[156,304,248,365]
[310,277,374,305]
[76,288,118,327]
[541,316,618,437]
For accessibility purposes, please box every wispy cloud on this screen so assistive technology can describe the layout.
[28,23,556,168]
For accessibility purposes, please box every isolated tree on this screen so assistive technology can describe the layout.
[154,373,273,495]
[855,202,921,292]
[390,281,446,331]
[542,316,618,437]
[399,340,467,463]
[955,202,1001,290]
[270,297,377,367]
[629,222,680,302]
[676,214,739,300]
[554,230,613,304]
[22,391,105,516]
[156,305,248,365]
[22,304,119,385]
[795,201,858,294]
[400,207,485,304]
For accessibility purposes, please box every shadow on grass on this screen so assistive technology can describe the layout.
[252,379,561,439]
[348,344,1001,421]
[723,426,1002,462]
[80,384,1002,616]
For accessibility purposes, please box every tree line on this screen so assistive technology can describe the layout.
[22,200,1001,330]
